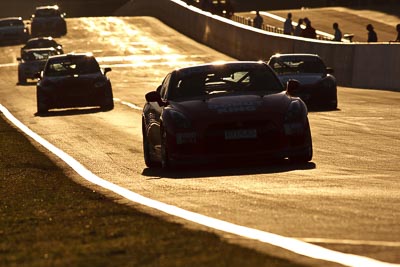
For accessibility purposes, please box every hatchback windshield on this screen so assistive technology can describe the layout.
[22,50,57,61]
[270,57,326,74]
[35,8,61,18]
[45,56,100,76]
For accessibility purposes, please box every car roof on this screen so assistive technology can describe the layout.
[35,5,60,10]
[48,53,94,60]
[26,37,56,43]
[0,17,23,22]
[22,47,57,53]
[270,53,321,59]
[174,61,269,76]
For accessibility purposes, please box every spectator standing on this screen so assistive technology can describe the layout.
[283,13,294,35]
[302,17,316,39]
[294,18,303,36]
[395,24,400,42]
[332,22,342,41]
[366,24,378,42]
[253,10,263,29]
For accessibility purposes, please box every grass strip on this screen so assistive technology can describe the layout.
[0,114,305,267]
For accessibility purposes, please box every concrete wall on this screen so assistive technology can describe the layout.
[115,0,400,90]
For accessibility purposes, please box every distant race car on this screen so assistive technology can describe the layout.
[21,37,64,55]
[0,17,30,44]
[30,5,67,37]
[142,61,313,169]
[267,53,337,110]
[36,53,114,113]
[17,47,59,84]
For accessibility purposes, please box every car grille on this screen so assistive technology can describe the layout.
[204,120,283,154]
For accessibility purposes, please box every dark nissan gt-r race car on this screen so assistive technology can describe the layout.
[267,53,338,110]
[36,53,114,113]
[142,61,313,169]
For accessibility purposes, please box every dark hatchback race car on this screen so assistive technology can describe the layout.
[30,5,67,37]
[36,53,114,114]
[17,47,59,84]
[142,61,313,169]
[0,17,30,45]
[267,53,338,110]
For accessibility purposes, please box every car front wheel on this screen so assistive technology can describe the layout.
[143,128,158,168]
[18,72,26,84]
[161,127,172,169]
[36,90,48,114]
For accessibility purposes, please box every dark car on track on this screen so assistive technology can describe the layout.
[21,37,64,55]
[142,61,313,169]
[0,17,30,44]
[267,53,337,110]
[30,5,67,37]
[36,53,114,113]
[17,47,59,84]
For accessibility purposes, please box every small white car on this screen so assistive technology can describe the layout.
[30,5,67,37]
[0,17,30,44]
[17,47,59,84]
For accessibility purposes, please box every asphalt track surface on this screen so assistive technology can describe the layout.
[0,14,399,266]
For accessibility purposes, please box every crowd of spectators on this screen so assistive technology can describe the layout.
[252,11,400,43]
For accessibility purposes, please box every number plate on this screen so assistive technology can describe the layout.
[224,129,257,140]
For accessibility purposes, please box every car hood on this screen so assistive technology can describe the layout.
[169,92,291,122]
[278,73,325,86]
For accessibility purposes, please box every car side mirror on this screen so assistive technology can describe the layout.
[286,79,301,96]
[145,91,166,107]
[104,67,112,74]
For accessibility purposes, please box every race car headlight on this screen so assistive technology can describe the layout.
[285,100,303,123]
[168,110,192,129]
[284,100,305,135]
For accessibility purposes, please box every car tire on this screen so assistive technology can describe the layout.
[289,120,313,163]
[290,145,313,163]
[143,129,158,168]
[101,86,114,111]
[36,90,48,114]
[161,127,172,169]
[18,73,26,84]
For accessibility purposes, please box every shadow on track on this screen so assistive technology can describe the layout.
[142,159,316,179]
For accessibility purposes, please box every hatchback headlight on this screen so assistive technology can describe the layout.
[94,80,106,88]
[284,100,306,135]
[168,110,192,129]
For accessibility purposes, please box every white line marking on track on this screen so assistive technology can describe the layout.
[299,238,400,247]
[1,104,399,267]
[113,98,142,110]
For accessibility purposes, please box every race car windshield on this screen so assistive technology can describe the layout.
[45,57,101,77]
[0,19,24,27]
[170,67,283,99]
[271,57,326,74]
[25,40,58,49]
[22,51,55,61]
[35,9,61,17]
